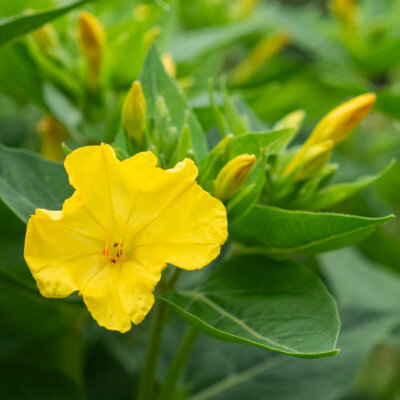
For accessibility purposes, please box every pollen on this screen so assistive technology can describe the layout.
[102,240,126,264]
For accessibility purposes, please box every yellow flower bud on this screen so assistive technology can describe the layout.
[77,11,105,91]
[122,81,147,146]
[161,53,176,77]
[292,140,334,181]
[274,110,306,131]
[37,116,68,161]
[33,24,59,52]
[144,25,161,45]
[231,32,290,84]
[231,0,260,20]
[330,0,357,32]
[214,154,256,202]
[284,93,376,175]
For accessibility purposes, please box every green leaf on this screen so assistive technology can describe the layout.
[140,46,208,161]
[295,161,396,211]
[229,129,295,158]
[159,254,340,358]
[0,144,72,223]
[320,248,400,312]
[186,310,397,400]
[229,205,393,254]
[0,0,90,47]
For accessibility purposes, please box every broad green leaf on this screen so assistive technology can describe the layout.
[186,310,397,400]
[159,255,340,358]
[140,46,208,161]
[320,248,400,312]
[0,144,72,223]
[229,205,393,254]
[295,161,396,211]
[229,129,295,158]
[0,0,90,47]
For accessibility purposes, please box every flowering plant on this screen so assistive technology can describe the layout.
[0,1,399,399]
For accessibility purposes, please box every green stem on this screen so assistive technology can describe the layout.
[136,299,167,400]
[136,267,182,400]
[157,327,199,400]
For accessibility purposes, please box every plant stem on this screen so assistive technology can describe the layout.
[136,299,167,400]
[136,267,182,400]
[157,327,199,400]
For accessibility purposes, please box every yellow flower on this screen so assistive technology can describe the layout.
[214,154,256,202]
[77,11,105,91]
[284,93,376,175]
[24,144,227,332]
[122,81,147,146]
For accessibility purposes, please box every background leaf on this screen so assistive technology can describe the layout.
[0,144,72,223]
[229,205,393,254]
[0,0,90,47]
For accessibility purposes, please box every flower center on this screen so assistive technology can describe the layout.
[102,240,126,264]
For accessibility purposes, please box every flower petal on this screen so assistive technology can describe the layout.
[131,176,228,270]
[81,260,163,332]
[64,144,157,236]
[24,192,105,297]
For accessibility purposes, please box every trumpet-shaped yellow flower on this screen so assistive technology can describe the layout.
[284,93,376,175]
[24,144,227,332]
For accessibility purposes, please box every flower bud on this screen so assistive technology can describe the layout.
[284,93,376,175]
[274,110,306,131]
[161,53,176,77]
[33,24,59,53]
[214,154,256,202]
[122,81,147,146]
[37,116,67,161]
[77,11,105,91]
[231,32,290,84]
[292,140,334,181]
[329,0,357,32]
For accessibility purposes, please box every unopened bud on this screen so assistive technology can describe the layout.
[292,140,334,181]
[33,24,59,52]
[330,0,357,32]
[161,53,176,77]
[285,93,376,175]
[214,154,256,202]
[231,32,290,84]
[37,116,68,161]
[274,109,306,131]
[77,11,105,91]
[122,81,147,146]
[144,25,161,45]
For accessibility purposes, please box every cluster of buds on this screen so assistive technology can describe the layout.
[284,93,376,180]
